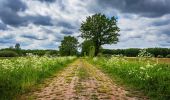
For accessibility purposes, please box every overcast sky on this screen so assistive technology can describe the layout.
[0,0,170,49]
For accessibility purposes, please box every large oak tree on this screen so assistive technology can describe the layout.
[80,13,120,56]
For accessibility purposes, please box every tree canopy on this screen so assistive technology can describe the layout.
[15,43,21,50]
[59,36,78,56]
[80,13,120,56]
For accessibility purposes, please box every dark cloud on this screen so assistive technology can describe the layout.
[0,0,27,12]
[38,0,56,3]
[0,9,26,26]
[151,19,170,26]
[26,15,53,26]
[122,28,133,31]
[2,34,15,40]
[129,35,142,39]
[0,11,53,26]
[0,39,14,44]
[57,20,76,29]
[0,0,27,26]
[96,0,170,17]
[0,23,7,30]
[52,35,64,42]
[0,0,53,26]
[0,35,15,44]
[41,28,54,34]
[61,29,73,35]
[159,42,170,46]
[21,34,48,40]
[161,29,170,36]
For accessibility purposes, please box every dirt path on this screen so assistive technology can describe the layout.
[22,59,148,100]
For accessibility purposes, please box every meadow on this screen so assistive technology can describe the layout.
[0,52,170,100]
[124,57,170,64]
[0,55,76,99]
[88,56,170,100]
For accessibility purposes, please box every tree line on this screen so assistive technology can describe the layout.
[0,43,59,57]
[102,48,170,58]
[0,13,169,57]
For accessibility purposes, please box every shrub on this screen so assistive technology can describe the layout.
[157,55,163,58]
[0,51,18,57]
[166,54,170,58]
[138,49,153,58]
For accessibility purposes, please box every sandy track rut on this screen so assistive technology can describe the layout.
[24,59,148,100]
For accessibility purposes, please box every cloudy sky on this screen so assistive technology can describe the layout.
[0,0,170,50]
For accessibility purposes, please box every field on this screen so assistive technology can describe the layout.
[125,57,170,64]
[0,56,76,99]
[89,57,170,100]
[0,56,170,100]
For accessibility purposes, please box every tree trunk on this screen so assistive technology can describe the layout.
[94,45,100,56]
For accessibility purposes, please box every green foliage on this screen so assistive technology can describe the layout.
[15,43,21,50]
[59,36,79,56]
[157,55,163,58]
[81,40,94,56]
[45,50,59,57]
[146,48,170,57]
[102,48,140,57]
[124,48,140,57]
[84,52,87,57]
[166,54,170,58]
[138,49,153,58]
[0,48,59,57]
[22,50,58,56]
[89,57,170,100]
[102,48,170,57]
[89,46,95,58]
[0,51,18,57]
[80,13,120,56]
[0,56,76,99]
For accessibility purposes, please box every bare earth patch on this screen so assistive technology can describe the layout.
[21,59,148,100]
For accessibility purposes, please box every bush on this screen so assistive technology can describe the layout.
[166,54,170,58]
[0,51,18,57]
[157,55,163,58]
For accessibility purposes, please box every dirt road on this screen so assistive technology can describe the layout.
[22,59,148,100]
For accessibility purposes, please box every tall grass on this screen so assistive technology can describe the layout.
[0,55,76,99]
[89,57,170,100]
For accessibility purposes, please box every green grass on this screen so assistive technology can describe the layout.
[75,61,89,94]
[124,57,170,64]
[88,57,170,100]
[77,66,89,80]
[0,56,76,100]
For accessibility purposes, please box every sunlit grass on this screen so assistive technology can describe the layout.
[0,55,76,99]
[88,56,170,100]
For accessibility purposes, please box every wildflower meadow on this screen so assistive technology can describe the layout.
[0,55,76,99]
[89,54,170,99]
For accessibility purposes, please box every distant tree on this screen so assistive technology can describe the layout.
[9,46,14,49]
[81,40,94,56]
[59,36,79,56]
[15,43,21,50]
[80,13,120,56]
[14,43,21,55]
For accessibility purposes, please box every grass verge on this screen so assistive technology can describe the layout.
[87,57,170,100]
[0,56,76,100]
